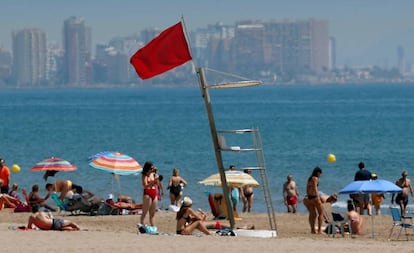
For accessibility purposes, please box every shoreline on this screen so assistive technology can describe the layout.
[1,209,413,252]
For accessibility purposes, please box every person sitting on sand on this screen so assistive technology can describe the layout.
[27,205,80,231]
[175,196,253,236]
[29,184,56,212]
[0,179,17,209]
[176,196,213,236]
[347,200,363,235]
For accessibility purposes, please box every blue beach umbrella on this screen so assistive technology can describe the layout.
[339,179,401,238]
[338,179,402,194]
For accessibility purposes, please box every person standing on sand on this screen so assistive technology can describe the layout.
[353,161,372,215]
[0,158,11,194]
[392,170,414,216]
[242,168,254,212]
[303,167,324,234]
[283,174,299,213]
[140,161,158,226]
[167,167,187,207]
[370,173,384,215]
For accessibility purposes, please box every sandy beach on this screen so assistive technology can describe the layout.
[1,208,414,253]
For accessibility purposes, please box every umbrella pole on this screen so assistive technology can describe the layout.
[371,212,374,238]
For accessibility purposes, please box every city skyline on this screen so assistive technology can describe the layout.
[1,0,414,68]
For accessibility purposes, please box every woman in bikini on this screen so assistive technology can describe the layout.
[176,196,254,235]
[140,161,158,226]
[167,168,187,207]
[392,170,414,216]
[242,168,254,212]
[176,196,213,235]
[303,166,324,234]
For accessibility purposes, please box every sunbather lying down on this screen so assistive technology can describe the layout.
[27,205,80,231]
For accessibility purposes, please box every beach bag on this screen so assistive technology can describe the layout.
[216,228,236,236]
[137,224,158,235]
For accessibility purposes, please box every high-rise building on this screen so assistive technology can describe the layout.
[11,28,47,86]
[229,19,329,80]
[329,37,337,70]
[0,47,12,83]
[62,16,91,85]
[397,45,405,75]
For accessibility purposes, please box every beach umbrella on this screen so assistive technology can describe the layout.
[339,179,402,238]
[338,179,402,194]
[198,170,259,188]
[87,151,115,162]
[89,152,142,196]
[88,152,142,176]
[30,157,77,180]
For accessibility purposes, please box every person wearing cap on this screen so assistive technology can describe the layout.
[0,158,11,194]
[370,173,384,215]
[176,196,254,235]
[176,196,213,235]
[392,170,414,216]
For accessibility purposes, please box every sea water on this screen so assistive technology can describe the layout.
[1,84,414,214]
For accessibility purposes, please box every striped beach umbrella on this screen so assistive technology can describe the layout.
[30,157,77,172]
[87,151,114,162]
[30,157,77,180]
[89,152,142,176]
[198,170,259,188]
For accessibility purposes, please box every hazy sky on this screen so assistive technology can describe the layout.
[1,0,414,67]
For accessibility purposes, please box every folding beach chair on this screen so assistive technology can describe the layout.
[323,203,351,237]
[388,206,414,241]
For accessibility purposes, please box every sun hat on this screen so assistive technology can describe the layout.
[182,196,192,207]
[107,193,114,200]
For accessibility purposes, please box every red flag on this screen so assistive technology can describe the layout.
[130,21,192,80]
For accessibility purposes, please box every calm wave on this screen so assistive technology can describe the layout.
[1,84,414,213]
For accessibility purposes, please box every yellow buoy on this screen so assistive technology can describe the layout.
[11,164,21,173]
[327,154,336,163]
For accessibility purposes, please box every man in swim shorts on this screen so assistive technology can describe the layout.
[283,174,299,213]
[27,205,80,231]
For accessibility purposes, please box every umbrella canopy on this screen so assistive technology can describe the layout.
[198,170,259,188]
[339,179,402,194]
[87,151,115,162]
[30,157,77,172]
[89,152,142,176]
[30,157,77,181]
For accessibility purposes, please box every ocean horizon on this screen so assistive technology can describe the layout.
[1,83,414,214]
